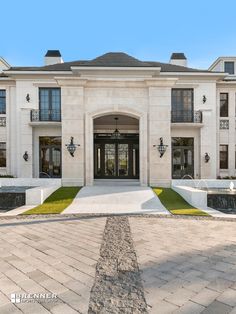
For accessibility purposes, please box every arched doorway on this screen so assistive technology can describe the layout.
[93,114,139,179]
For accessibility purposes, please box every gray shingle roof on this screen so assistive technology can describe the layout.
[7,52,212,73]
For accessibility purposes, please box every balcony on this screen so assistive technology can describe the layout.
[171,110,202,123]
[30,109,61,122]
[0,117,6,127]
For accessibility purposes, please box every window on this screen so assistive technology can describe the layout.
[224,62,234,75]
[0,142,6,167]
[220,145,228,169]
[220,93,228,117]
[39,88,61,121]
[0,90,6,114]
[171,89,194,122]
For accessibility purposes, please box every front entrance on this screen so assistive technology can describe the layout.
[172,137,194,179]
[94,134,139,179]
[39,137,61,178]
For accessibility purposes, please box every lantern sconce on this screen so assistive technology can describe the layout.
[205,152,210,163]
[65,137,80,157]
[26,94,30,102]
[153,137,168,158]
[23,151,29,162]
[202,95,207,104]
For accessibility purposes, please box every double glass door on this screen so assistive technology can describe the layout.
[172,138,194,179]
[39,137,61,178]
[94,140,139,179]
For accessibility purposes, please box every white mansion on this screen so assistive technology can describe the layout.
[0,50,235,186]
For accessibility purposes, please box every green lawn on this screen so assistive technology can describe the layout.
[153,187,209,216]
[22,187,81,215]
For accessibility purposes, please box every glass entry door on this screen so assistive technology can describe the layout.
[39,137,61,178]
[94,138,139,179]
[172,138,194,179]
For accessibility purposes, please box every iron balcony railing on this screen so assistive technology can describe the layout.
[30,109,61,122]
[0,117,6,127]
[171,110,202,123]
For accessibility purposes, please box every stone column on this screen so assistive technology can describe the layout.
[57,78,86,186]
[147,79,177,187]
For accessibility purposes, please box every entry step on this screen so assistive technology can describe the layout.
[94,179,140,186]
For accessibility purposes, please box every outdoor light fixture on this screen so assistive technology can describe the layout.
[111,117,121,139]
[66,137,80,157]
[23,151,29,161]
[203,95,207,104]
[205,152,210,163]
[26,94,30,102]
[153,137,168,158]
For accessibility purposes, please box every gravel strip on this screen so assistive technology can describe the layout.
[0,213,236,222]
[88,216,148,313]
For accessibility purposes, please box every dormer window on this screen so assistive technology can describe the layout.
[224,61,234,75]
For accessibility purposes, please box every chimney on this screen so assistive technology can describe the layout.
[44,50,63,66]
[170,53,187,67]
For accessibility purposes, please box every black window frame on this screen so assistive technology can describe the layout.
[39,88,61,121]
[224,61,235,75]
[0,90,6,114]
[220,93,229,117]
[0,142,6,167]
[171,89,194,122]
[220,145,228,169]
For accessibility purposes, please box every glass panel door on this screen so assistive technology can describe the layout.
[118,144,129,177]
[39,137,61,178]
[172,148,182,179]
[104,144,116,176]
[172,137,194,179]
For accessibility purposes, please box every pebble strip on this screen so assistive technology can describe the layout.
[88,216,148,314]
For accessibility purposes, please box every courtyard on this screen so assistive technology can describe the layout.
[0,215,235,313]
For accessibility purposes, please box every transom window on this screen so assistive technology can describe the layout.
[220,145,228,169]
[39,88,61,121]
[0,142,6,167]
[224,61,234,75]
[0,90,6,114]
[220,93,228,117]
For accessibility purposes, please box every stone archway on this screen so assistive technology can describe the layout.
[85,108,148,186]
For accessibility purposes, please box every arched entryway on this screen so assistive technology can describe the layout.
[93,114,139,179]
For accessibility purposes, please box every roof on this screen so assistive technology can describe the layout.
[6,52,215,73]
[45,50,61,57]
[170,53,186,60]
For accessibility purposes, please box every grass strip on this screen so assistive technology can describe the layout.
[153,187,209,216]
[22,187,81,215]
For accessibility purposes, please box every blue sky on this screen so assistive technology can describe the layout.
[2,0,236,69]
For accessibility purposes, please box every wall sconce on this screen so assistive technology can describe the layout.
[65,137,80,157]
[26,94,30,102]
[202,95,207,104]
[153,137,168,158]
[205,152,210,163]
[23,151,29,162]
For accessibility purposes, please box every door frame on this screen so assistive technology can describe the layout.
[172,138,194,179]
[94,137,139,179]
[39,136,62,178]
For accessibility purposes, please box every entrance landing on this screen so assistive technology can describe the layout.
[62,186,170,215]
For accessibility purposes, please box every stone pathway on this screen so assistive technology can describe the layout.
[62,186,169,215]
[0,215,236,313]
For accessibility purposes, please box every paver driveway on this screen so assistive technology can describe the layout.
[0,215,235,313]
[0,216,106,314]
[130,217,236,314]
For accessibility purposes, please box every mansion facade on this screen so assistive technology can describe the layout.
[0,51,235,186]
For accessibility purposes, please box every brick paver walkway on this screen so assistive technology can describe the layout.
[0,217,106,314]
[0,216,236,313]
[130,217,236,314]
